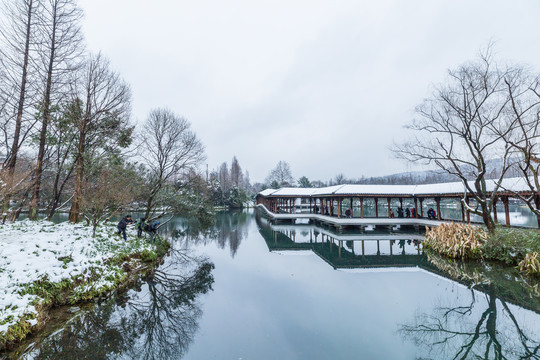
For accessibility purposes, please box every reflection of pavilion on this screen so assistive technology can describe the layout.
[256,215,540,317]
[256,216,426,269]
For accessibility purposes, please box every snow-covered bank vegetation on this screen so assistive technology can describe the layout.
[0,220,169,351]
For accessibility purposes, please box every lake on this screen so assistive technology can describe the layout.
[8,210,540,360]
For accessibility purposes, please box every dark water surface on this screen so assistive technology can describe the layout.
[10,210,540,359]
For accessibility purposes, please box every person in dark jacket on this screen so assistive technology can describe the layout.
[136,217,146,238]
[145,220,160,243]
[117,215,134,240]
[405,208,410,218]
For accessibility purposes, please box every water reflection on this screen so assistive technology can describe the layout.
[401,253,540,359]
[21,251,214,360]
[8,211,540,359]
[256,216,426,269]
[257,215,540,359]
[169,210,251,257]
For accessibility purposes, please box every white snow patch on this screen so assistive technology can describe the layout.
[0,220,153,336]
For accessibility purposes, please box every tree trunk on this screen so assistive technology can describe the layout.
[480,200,496,233]
[69,128,86,223]
[29,5,58,220]
[2,0,35,213]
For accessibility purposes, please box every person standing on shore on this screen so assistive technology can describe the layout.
[136,217,146,238]
[117,215,134,240]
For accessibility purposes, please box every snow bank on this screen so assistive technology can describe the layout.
[0,220,153,338]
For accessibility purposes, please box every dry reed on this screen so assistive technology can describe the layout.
[424,222,488,260]
[519,252,540,277]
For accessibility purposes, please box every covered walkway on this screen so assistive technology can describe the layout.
[255,177,540,228]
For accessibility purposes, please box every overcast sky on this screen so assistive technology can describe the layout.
[77,0,540,183]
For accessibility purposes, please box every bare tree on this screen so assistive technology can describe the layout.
[334,173,346,185]
[393,48,517,233]
[218,161,230,191]
[0,0,41,211]
[230,156,242,188]
[68,53,132,223]
[494,69,540,226]
[265,160,294,188]
[139,108,205,220]
[80,159,140,236]
[28,0,84,219]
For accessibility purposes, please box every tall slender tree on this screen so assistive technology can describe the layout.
[0,0,41,211]
[28,0,84,219]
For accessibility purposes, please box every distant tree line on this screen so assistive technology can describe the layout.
[208,156,254,208]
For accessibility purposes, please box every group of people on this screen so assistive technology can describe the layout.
[390,207,417,218]
[310,204,438,219]
[116,215,161,242]
[427,208,438,220]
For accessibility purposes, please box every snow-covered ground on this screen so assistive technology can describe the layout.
[0,220,153,339]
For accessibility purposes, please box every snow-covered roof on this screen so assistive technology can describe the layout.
[257,177,534,198]
[258,188,278,196]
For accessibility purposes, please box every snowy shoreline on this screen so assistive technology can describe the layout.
[0,220,168,351]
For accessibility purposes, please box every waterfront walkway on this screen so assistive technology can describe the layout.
[256,203,446,229]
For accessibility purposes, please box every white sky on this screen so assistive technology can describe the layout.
[77,0,540,183]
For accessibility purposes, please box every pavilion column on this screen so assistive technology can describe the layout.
[387,197,391,218]
[309,198,312,214]
[360,197,364,218]
[374,198,379,218]
[414,198,418,218]
[435,197,441,220]
[338,199,342,219]
[492,197,498,224]
[419,198,424,217]
[350,197,353,218]
[399,197,403,209]
[502,196,510,227]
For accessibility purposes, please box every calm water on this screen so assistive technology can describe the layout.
[8,210,540,359]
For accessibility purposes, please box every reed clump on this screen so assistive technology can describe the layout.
[519,252,540,277]
[424,223,488,260]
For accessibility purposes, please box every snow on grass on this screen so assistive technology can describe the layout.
[0,219,154,338]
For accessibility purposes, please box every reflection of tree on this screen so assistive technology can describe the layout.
[177,210,251,257]
[401,254,540,359]
[121,252,214,360]
[27,252,214,360]
[25,303,134,359]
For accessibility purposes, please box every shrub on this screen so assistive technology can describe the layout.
[483,226,540,265]
[424,223,487,259]
[140,249,157,262]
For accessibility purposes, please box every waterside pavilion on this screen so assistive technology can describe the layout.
[255,177,540,229]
